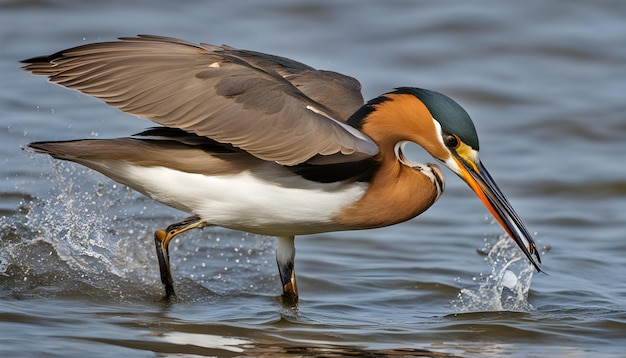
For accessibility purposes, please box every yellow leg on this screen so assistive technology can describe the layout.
[276,236,298,305]
[282,268,298,305]
[154,215,208,297]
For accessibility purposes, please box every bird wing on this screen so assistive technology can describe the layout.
[21,35,378,165]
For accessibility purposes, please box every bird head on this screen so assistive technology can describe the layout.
[359,87,543,271]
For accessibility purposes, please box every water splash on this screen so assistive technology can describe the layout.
[35,163,155,274]
[451,234,536,312]
[0,161,160,298]
[0,160,275,300]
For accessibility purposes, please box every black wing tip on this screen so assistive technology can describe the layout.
[27,141,47,150]
[20,34,203,66]
[20,47,71,67]
[24,142,56,158]
[27,141,60,154]
[20,35,146,66]
[20,53,59,65]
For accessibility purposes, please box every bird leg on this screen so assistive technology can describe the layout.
[276,236,298,305]
[154,215,208,297]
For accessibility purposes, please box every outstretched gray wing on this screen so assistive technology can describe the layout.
[22,35,378,165]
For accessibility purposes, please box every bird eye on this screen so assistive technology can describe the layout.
[444,134,459,148]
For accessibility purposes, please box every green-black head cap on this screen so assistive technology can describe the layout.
[394,87,479,151]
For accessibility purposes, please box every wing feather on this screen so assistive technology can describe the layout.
[22,35,378,165]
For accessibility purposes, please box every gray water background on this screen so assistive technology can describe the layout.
[1,1,626,356]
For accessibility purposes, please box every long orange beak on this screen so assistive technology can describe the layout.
[453,155,542,272]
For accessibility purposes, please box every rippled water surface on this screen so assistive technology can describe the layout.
[2,1,626,356]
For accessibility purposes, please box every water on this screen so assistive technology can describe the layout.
[2,0,626,356]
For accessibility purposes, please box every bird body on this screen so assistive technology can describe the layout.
[39,140,370,236]
[23,35,541,303]
[28,95,444,236]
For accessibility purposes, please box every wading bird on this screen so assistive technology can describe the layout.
[22,35,541,303]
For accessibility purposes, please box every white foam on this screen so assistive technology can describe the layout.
[451,233,536,312]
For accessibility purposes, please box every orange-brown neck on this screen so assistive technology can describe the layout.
[337,93,446,229]
[337,154,440,230]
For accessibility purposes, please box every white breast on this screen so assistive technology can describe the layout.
[85,160,369,236]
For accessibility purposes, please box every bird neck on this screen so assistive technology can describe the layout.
[336,153,440,230]
[337,94,445,230]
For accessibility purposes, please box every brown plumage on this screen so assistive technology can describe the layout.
[23,35,377,166]
[23,35,541,304]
